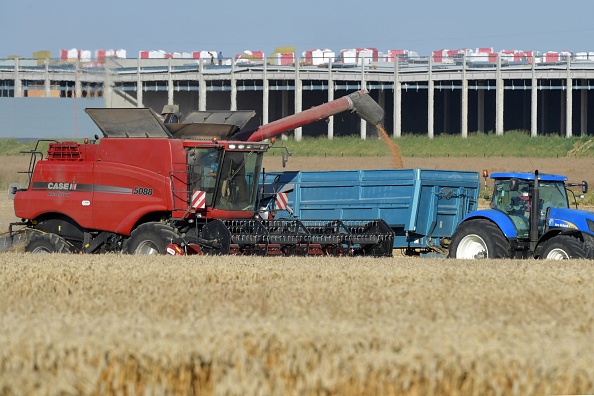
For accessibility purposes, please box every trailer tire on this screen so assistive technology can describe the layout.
[540,235,587,259]
[124,222,179,255]
[448,219,510,259]
[25,233,73,254]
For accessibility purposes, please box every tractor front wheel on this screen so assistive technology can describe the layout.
[25,233,73,254]
[448,219,510,259]
[540,235,587,259]
[123,222,179,255]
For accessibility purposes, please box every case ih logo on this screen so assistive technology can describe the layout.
[47,182,77,191]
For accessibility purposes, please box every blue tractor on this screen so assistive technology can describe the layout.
[448,170,592,259]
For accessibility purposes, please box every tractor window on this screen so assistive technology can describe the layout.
[491,179,569,239]
[187,148,222,207]
[213,151,263,211]
[539,182,569,211]
[538,181,569,233]
[492,180,531,238]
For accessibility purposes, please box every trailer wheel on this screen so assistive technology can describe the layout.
[448,219,510,259]
[25,233,73,254]
[541,235,586,259]
[124,222,179,255]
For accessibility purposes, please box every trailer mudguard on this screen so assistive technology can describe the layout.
[460,209,517,239]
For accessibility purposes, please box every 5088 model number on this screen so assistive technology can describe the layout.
[133,187,153,196]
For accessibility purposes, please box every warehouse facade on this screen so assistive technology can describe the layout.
[1,54,593,139]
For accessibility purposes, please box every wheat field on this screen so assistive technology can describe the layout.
[1,155,594,394]
[1,255,594,395]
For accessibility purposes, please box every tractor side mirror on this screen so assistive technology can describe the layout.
[8,183,20,200]
[582,181,588,194]
[282,152,289,168]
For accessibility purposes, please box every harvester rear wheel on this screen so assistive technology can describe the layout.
[448,219,510,259]
[540,235,587,259]
[124,222,179,255]
[25,233,73,254]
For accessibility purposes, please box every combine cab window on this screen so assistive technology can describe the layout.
[213,151,263,211]
[187,148,222,207]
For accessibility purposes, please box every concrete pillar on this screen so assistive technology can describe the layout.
[477,81,484,132]
[327,60,334,139]
[394,57,402,137]
[44,59,51,98]
[136,58,143,108]
[428,56,434,138]
[14,58,21,97]
[565,58,573,137]
[461,53,468,138]
[281,88,289,140]
[294,58,302,141]
[531,58,538,137]
[199,59,206,111]
[360,61,366,139]
[581,80,588,136]
[75,61,82,98]
[167,58,174,105]
[262,59,269,125]
[496,54,504,136]
[231,58,237,111]
[104,59,113,107]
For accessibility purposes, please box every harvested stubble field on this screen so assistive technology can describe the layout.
[2,155,594,394]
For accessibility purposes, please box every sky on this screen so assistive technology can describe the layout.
[4,0,594,59]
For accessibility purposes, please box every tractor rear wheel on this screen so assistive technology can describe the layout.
[25,233,73,254]
[540,235,587,259]
[124,222,179,255]
[448,219,510,259]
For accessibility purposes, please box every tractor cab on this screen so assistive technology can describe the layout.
[490,173,570,239]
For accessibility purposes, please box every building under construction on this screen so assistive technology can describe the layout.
[1,48,594,139]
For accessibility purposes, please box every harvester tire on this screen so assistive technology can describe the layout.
[540,235,587,259]
[124,222,179,255]
[448,219,510,259]
[25,233,73,254]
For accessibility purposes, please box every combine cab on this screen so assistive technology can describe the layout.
[6,90,394,256]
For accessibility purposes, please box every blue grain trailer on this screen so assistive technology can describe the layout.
[260,168,480,256]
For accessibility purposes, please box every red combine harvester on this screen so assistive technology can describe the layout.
[8,90,394,256]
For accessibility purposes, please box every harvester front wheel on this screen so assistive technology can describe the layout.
[448,219,510,259]
[25,233,73,254]
[540,235,587,259]
[124,222,179,255]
